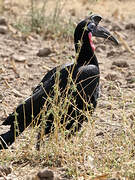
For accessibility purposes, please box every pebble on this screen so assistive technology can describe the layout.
[69,9,76,16]
[96,131,104,136]
[0,17,7,26]
[112,60,129,68]
[126,77,135,84]
[37,48,52,57]
[26,168,61,180]
[0,26,8,34]
[107,50,116,57]
[37,168,54,180]
[105,73,118,81]
[12,54,26,62]
[125,23,135,30]
[129,113,135,121]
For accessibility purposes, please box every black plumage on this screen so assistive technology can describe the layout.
[0,15,118,150]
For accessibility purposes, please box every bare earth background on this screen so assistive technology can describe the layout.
[0,0,135,179]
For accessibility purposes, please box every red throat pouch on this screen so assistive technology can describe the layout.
[88,32,95,52]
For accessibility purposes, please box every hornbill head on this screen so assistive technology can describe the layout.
[74,14,119,53]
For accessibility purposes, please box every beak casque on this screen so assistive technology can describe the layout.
[87,14,119,45]
[90,14,102,25]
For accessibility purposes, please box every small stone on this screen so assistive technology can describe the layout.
[0,17,7,25]
[0,26,8,34]
[125,23,135,30]
[127,84,135,88]
[126,77,135,84]
[37,168,54,180]
[112,60,129,68]
[96,131,104,136]
[69,9,76,16]
[129,113,135,121]
[110,65,117,70]
[107,50,115,57]
[12,54,26,62]
[37,48,52,57]
[105,73,118,81]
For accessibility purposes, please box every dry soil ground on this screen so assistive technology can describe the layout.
[0,0,135,179]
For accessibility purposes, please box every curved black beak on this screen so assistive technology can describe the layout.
[92,26,119,45]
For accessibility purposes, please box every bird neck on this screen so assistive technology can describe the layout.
[75,41,99,68]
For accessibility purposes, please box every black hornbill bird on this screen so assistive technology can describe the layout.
[0,14,118,150]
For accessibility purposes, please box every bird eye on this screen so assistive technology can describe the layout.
[91,23,95,29]
[88,23,95,31]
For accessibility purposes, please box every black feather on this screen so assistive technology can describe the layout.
[0,15,101,150]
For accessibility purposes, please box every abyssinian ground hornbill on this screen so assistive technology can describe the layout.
[0,14,118,150]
